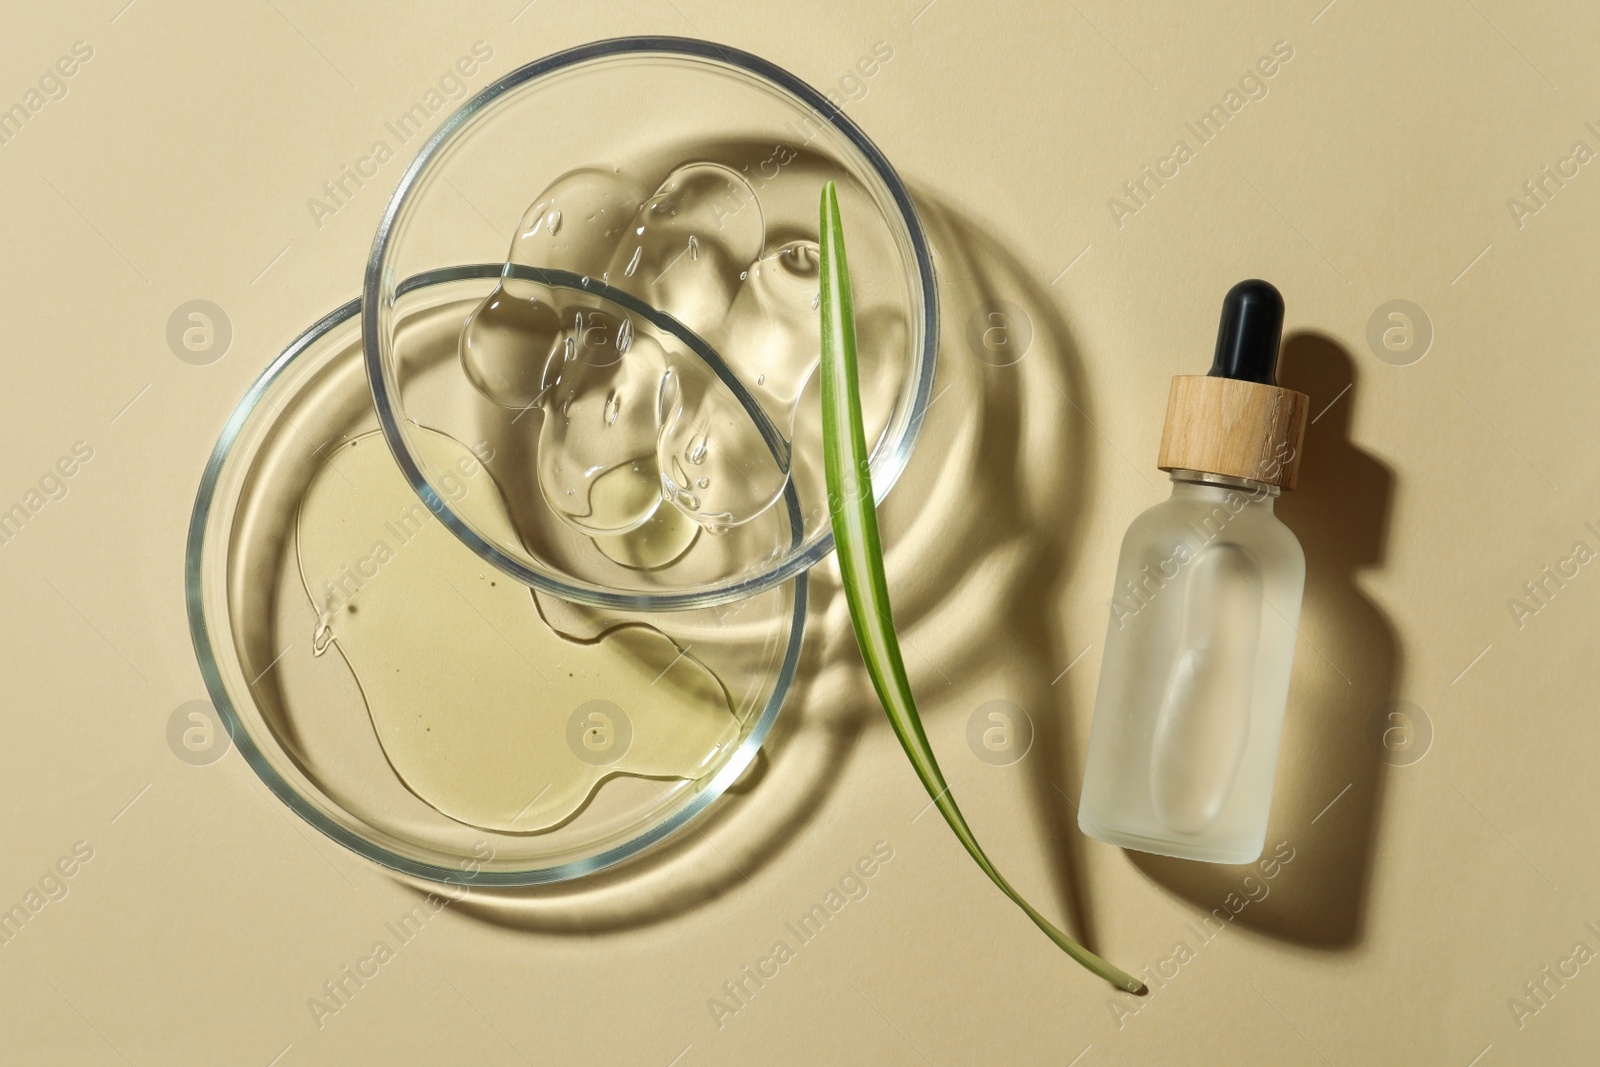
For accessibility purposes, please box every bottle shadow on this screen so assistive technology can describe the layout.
[1128,332,1400,948]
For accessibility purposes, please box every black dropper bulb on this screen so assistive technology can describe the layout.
[1208,279,1283,385]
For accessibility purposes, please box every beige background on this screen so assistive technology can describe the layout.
[3,0,1599,1063]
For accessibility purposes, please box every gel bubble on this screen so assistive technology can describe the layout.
[505,166,645,288]
[609,162,765,338]
[536,311,669,535]
[459,284,564,411]
[462,168,644,409]
[647,240,820,532]
[718,239,823,424]
[656,362,790,531]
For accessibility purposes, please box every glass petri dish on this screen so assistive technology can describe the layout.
[186,266,805,885]
[364,36,938,610]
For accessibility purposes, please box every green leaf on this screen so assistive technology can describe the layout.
[816,181,1145,994]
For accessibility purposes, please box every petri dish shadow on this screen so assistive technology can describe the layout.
[1128,331,1401,948]
[419,190,1111,946]
[802,188,1107,953]
[908,192,1105,952]
[399,651,866,934]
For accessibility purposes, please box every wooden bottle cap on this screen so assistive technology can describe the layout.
[1157,374,1309,490]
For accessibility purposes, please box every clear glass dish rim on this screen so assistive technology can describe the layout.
[362,34,940,611]
[185,264,809,887]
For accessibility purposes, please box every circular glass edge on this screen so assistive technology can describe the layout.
[362,34,939,611]
[184,263,808,887]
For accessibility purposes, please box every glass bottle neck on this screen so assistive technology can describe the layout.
[1167,468,1279,507]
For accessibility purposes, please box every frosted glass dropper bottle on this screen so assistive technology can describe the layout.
[1078,280,1310,864]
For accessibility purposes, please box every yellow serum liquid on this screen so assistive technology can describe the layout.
[295,428,741,833]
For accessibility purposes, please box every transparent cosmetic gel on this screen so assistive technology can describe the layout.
[460,161,826,541]
[1079,280,1310,863]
